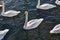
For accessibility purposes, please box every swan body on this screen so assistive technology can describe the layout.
[23,18,44,29]
[55,0,60,5]
[0,29,9,40]
[50,24,60,33]
[0,1,20,17]
[36,0,56,10]
[23,11,44,30]
[1,10,20,17]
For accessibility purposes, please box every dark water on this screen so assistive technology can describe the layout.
[0,0,60,40]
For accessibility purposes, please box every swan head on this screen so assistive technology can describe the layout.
[24,11,28,15]
[0,1,4,7]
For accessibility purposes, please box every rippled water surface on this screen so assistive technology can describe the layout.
[0,0,60,40]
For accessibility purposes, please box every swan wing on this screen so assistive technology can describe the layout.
[27,19,38,24]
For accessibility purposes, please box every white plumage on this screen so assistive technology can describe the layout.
[55,0,60,5]
[23,11,44,30]
[0,1,20,17]
[0,29,9,40]
[23,18,44,29]
[36,0,56,10]
[50,24,60,33]
[1,10,20,17]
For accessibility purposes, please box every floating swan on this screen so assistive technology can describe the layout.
[0,29,9,40]
[23,11,44,30]
[55,0,60,5]
[0,1,20,17]
[36,0,56,10]
[50,24,60,33]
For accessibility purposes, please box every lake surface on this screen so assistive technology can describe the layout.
[0,0,60,40]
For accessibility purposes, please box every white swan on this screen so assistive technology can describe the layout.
[36,0,56,10]
[50,24,60,33]
[55,0,60,5]
[0,29,9,40]
[23,11,44,30]
[0,1,20,17]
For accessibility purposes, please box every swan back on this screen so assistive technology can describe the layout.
[50,24,60,33]
[39,3,56,10]
[0,29,9,40]
[4,10,20,14]
[1,10,20,17]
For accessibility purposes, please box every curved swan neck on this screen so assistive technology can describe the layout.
[24,11,28,28]
[37,0,40,7]
[2,1,5,14]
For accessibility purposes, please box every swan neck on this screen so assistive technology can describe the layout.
[37,0,40,7]
[2,2,5,14]
[24,11,28,28]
